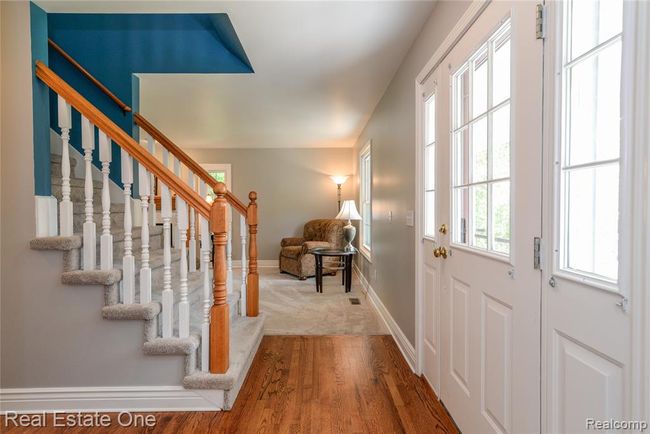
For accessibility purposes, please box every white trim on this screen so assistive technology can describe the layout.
[232,259,278,268]
[200,163,232,190]
[34,196,58,237]
[353,264,416,372]
[414,0,490,375]
[0,386,223,413]
[624,0,650,424]
[359,141,372,260]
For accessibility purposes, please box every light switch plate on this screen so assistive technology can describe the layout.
[405,210,414,227]
[388,211,393,222]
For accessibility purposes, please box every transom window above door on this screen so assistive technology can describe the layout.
[451,19,511,256]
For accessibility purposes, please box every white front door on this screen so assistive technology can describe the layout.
[435,2,543,432]
[419,69,442,394]
[541,1,632,432]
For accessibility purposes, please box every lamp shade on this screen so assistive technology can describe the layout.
[335,200,362,221]
[330,175,349,185]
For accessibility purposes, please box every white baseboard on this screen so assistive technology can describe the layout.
[0,386,223,413]
[231,259,278,268]
[34,195,58,237]
[353,264,417,372]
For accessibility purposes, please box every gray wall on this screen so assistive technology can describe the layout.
[186,148,354,260]
[352,1,471,345]
[1,2,183,389]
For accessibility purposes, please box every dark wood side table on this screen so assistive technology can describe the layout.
[309,248,357,293]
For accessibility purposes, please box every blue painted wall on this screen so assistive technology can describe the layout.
[30,3,50,196]
[38,11,252,188]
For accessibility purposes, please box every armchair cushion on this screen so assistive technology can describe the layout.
[281,237,305,247]
[281,245,303,260]
[303,241,331,253]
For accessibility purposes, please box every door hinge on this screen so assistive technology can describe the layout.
[536,4,546,40]
[533,237,542,270]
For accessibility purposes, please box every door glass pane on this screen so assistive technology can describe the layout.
[473,52,488,117]
[425,191,436,238]
[493,38,511,105]
[492,104,510,179]
[453,129,469,186]
[456,68,470,128]
[564,165,619,280]
[453,187,469,245]
[471,118,488,183]
[567,42,621,166]
[491,181,510,255]
[471,184,488,249]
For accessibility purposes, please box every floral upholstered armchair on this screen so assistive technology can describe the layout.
[279,219,345,279]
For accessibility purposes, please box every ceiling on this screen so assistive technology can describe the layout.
[36,1,437,149]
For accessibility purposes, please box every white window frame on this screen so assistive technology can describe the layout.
[423,89,437,240]
[359,141,372,260]
[200,163,232,200]
[552,0,623,290]
[450,18,512,259]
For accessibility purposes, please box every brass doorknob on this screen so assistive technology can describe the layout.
[434,246,448,259]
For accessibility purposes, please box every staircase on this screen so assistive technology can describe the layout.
[29,59,264,411]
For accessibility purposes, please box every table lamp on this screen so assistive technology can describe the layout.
[335,200,362,251]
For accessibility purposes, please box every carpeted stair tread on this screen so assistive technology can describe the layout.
[30,236,82,251]
[143,335,200,355]
[183,313,265,409]
[102,302,160,320]
[61,269,122,286]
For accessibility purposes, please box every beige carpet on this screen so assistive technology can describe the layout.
[247,267,389,335]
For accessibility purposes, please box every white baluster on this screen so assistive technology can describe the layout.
[161,149,173,338]
[240,213,248,317]
[99,131,113,270]
[188,171,197,272]
[81,116,96,270]
[227,206,233,293]
[148,138,157,226]
[121,150,135,304]
[139,159,151,304]
[177,197,190,338]
[172,157,181,249]
[58,96,73,237]
[199,181,211,371]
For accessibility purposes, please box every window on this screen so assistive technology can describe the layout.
[359,141,372,257]
[451,19,511,256]
[424,92,436,238]
[201,164,231,202]
[558,0,623,282]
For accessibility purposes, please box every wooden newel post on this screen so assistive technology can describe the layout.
[210,183,230,374]
[247,191,259,317]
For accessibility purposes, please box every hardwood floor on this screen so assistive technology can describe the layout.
[2,336,458,433]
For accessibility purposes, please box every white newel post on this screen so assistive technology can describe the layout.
[227,206,233,293]
[240,213,248,316]
[139,158,152,304]
[177,197,190,338]
[200,180,211,370]
[188,171,197,272]
[121,150,135,304]
[147,138,157,226]
[99,131,113,270]
[161,150,173,338]
[81,116,96,270]
[57,96,73,237]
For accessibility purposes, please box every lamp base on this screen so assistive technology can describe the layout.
[343,223,356,251]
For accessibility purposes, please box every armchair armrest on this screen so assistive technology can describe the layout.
[281,237,305,247]
[303,241,332,253]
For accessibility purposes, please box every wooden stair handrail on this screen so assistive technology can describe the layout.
[134,113,248,216]
[35,60,210,218]
[48,39,132,114]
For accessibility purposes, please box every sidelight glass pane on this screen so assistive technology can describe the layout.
[425,145,435,191]
[425,191,436,238]
[492,104,510,179]
[471,185,488,249]
[564,164,619,281]
[493,38,511,105]
[568,0,623,61]
[567,41,621,166]
[425,95,436,145]
[471,118,488,183]
[491,181,510,255]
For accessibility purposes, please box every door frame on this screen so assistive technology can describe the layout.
[414,0,489,377]
[539,0,650,427]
